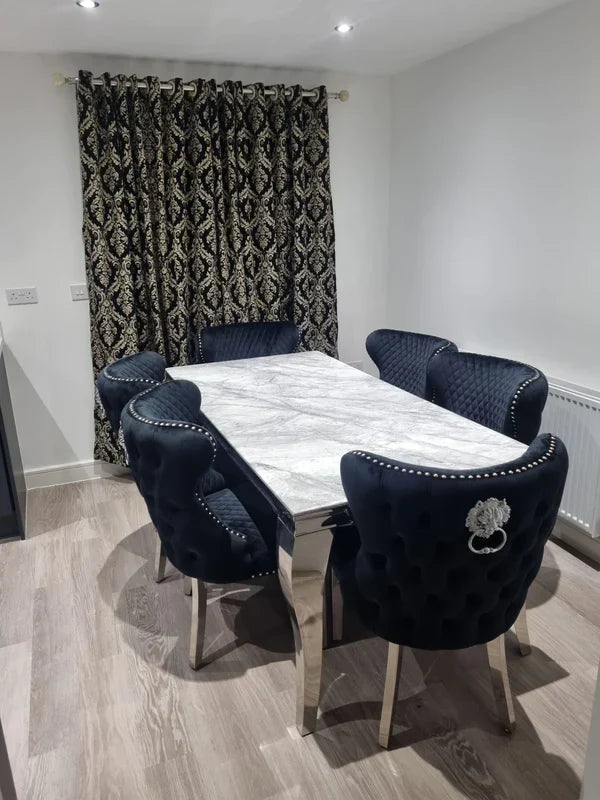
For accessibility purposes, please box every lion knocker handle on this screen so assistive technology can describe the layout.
[465,498,511,555]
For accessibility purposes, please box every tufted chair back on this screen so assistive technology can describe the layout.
[426,351,548,444]
[365,329,457,397]
[336,434,568,650]
[197,321,300,363]
[97,351,166,437]
[121,380,273,583]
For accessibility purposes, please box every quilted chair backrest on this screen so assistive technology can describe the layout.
[97,351,166,436]
[339,434,568,650]
[365,329,457,397]
[121,380,255,582]
[197,321,300,363]
[426,351,548,444]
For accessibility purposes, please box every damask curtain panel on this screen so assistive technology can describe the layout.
[76,71,337,463]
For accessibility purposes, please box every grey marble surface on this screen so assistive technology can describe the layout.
[168,352,526,520]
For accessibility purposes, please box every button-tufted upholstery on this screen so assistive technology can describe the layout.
[197,321,300,363]
[426,351,548,444]
[97,351,166,436]
[333,434,568,651]
[365,329,457,397]
[121,380,275,583]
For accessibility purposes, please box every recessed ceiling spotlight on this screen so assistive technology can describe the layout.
[334,23,353,34]
[76,0,99,8]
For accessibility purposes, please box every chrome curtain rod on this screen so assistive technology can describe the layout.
[53,73,350,102]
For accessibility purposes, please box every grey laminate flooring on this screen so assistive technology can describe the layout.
[0,475,597,799]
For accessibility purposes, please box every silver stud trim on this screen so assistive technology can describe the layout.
[194,492,246,539]
[103,362,163,386]
[250,569,277,579]
[349,436,556,480]
[197,329,205,363]
[431,341,455,358]
[509,369,542,439]
[127,385,217,457]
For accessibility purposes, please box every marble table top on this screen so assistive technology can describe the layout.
[167,352,527,520]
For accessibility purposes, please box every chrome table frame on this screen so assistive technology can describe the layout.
[277,507,341,735]
[167,352,526,736]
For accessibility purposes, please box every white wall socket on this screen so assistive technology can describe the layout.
[6,287,38,305]
[70,284,89,301]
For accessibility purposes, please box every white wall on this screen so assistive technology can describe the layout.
[388,0,600,391]
[0,52,390,476]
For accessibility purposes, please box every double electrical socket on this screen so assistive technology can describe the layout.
[6,287,38,305]
[5,285,89,305]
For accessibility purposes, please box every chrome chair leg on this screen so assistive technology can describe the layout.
[379,643,403,748]
[513,605,532,656]
[189,578,207,670]
[486,634,516,734]
[183,576,192,596]
[155,538,167,583]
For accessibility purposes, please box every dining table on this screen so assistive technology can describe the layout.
[167,351,526,735]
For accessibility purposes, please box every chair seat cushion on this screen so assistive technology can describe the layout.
[205,489,275,577]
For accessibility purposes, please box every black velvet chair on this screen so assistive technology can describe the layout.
[196,321,300,363]
[121,379,277,669]
[365,329,457,397]
[426,351,548,444]
[97,351,166,450]
[333,433,568,747]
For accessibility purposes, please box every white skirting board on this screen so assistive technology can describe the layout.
[25,459,129,490]
[552,518,600,566]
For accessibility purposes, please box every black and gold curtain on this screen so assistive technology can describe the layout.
[76,71,337,463]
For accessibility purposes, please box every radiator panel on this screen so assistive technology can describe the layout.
[542,381,600,538]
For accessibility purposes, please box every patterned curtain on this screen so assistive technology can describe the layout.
[76,71,337,463]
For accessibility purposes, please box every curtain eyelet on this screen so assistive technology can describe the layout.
[165,79,176,97]
[188,82,198,99]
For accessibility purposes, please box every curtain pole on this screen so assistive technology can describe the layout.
[53,73,349,101]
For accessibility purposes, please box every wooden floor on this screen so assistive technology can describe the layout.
[0,475,598,799]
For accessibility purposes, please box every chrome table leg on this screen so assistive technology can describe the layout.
[323,564,342,648]
[278,517,333,736]
[331,569,343,642]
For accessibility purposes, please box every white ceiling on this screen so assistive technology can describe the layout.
[1,0,572,76]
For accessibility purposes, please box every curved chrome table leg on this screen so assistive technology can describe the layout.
[324,566,344,647]
[514,605,532,656]
[486,634,516,734]
[278,516,333,736]
[331,569,344,642]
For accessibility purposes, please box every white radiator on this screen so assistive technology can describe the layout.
[541,379,600,538]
